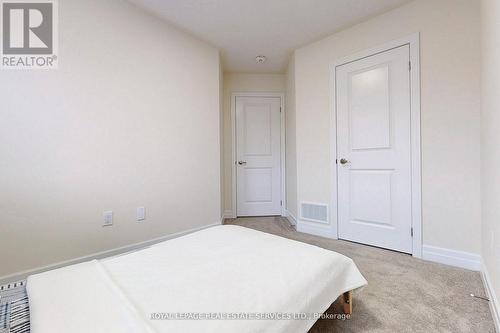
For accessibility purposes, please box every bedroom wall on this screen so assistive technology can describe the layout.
[285,57,298,221]
[0,0,221,278]
[293,0,482,254]
[480,0,500,324]
[220,64,225,221]
[222,73,286,215]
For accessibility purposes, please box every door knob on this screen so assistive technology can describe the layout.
[238,161,247,165]
[340,158,350,165]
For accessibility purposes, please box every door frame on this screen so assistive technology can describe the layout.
[230,92,286,218]
[329,33,422,257]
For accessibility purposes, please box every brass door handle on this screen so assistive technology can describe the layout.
[340,158,350,165]
[238,161,247,165]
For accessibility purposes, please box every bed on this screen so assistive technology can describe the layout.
[27,225,367,333]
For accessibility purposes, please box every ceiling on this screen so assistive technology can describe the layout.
[129,0,412,73]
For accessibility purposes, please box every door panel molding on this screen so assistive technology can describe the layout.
[327,33,422,257]
[230,92,286,218]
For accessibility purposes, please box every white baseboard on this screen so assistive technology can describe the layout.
[284,209,297,226]
[482,264,500,332]
[422,245,481,271]
[296,221,336,239]
[0,223,220,285]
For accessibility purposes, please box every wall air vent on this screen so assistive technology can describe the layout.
[300,202,328,224]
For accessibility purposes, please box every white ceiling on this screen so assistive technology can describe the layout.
[129,0,412,73]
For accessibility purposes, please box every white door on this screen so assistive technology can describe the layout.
[336,45,413,253]
[236,96,282,216]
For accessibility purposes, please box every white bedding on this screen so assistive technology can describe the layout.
[27,225,367,333]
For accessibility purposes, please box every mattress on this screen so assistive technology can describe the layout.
[27,225,367,333]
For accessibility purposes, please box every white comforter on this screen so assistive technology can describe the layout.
[27,225,367,333]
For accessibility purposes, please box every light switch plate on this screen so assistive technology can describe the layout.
[103,211,113,226]
[136,207,145,222]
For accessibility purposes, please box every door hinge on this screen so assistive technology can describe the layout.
[280,107,282,113]
[280,200,283,206]
[411,227,413,237]
[409,61,412,71]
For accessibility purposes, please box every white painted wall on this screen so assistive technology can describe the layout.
[0,0,221,277]
[222,73,286,214]
[293,0,482,254]
[285,57,298,219]
[220,64,225,221]
[480,0,500,325]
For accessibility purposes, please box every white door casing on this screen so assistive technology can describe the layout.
[236,96,282,216]
[336,45,413,254]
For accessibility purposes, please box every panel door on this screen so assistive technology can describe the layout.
[236,97,281,216]
[336,45,412,253]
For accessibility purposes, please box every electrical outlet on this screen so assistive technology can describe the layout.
[136,207,145,222]
[103,211,113,226]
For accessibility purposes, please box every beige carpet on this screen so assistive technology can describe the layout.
[224,217,495,333]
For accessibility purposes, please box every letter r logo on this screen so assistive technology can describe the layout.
[2,2,53,54]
